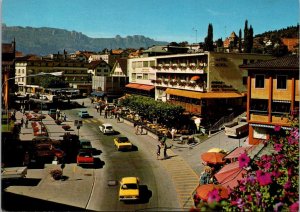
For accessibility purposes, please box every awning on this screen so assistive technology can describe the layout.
[166,88,244,99]
[214,161,246,190]
[191,76,200,81]
[90,91,106,97]
[125,83,154,91]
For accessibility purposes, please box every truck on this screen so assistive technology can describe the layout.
[224,116,248,137]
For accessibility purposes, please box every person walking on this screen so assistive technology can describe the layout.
[20,117,24,127]
[156,144,161,160]
[96,105,100,112]
[163,143,173,159]
[171,127,176,141]
[25,119,29,128]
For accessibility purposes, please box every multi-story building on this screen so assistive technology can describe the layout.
[2,40,16,110]
[14,56,92,95]
[127,52,274,123]
[241,55,299,145]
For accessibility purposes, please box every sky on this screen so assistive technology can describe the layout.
[1,0,299,43]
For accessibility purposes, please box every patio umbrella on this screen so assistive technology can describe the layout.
[214,161,246,190]
[196,184,229,201]
[201,152,226,164]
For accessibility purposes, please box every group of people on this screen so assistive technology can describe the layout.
[56,108,67,122]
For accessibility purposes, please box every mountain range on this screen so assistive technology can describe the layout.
[2,24,168,56]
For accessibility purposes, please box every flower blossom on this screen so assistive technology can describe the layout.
[274,143,283,152]
[238,152,250,168]
[284,180,292,190]
[256,170,272,186]
[274,125,281,132]
[207,189,221,203]
[289,201,299,212]
[273,202,284,212]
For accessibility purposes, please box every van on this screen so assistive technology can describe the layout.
[78,109,90,118]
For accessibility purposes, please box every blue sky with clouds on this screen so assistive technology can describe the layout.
[2,0,299,43]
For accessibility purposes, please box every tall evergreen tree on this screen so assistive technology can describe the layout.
[204,23,214,51]
[244,20,254,53]
[238,29,242,52]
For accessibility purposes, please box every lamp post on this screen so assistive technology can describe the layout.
[238,131,241,147]
[192,28,198,43]
[2,71,63,130]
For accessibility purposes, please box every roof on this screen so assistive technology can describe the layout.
[2,43,14,53]
[240,55,299,70]
[166,88,245,99]
[121,177,138,184]
[224,146,255,160]
[125,83,154,91]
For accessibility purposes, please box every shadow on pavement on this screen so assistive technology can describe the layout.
[2,192,92,211]
[2,178,41,190]
[123,185,152,205]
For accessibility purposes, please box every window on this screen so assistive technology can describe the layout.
[277,75,287,89]
[143,74,148,80]
[255,74,265,88]
[150,61,155,67]
[132,73,136,80]
[143,61,149,67]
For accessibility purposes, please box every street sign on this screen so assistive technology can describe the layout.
[74,120,83,127]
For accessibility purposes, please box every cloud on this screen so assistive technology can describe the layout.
[206,8,228,16]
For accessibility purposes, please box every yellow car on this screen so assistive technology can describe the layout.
[114,137,133,151]
[119,177,140,201]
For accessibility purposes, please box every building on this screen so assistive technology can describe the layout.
[2,40,16,110]
[241,55,299,145]
[281,38,299,53]
[127,52,274,125]
[15,56,92,95]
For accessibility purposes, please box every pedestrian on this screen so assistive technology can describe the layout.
[99,106,103,115]
[117,114,121,122]
[96,105,100,112]
[104,110,108,119]
[82,101,85,106]
[156,144,161,159]
[63,113,67,122]
[135,125,139,135]
[140,125,144,135]
[20,117,24,127]
[163,143,173,159]
[171,127,176,141]
[25,119,29,128]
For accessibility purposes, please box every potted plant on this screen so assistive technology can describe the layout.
[62,125,71,131]
[50,169,62,180]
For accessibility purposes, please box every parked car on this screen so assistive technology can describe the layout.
[99,123,114,135]
[79,139,93,153]
[78,110,90,118]
[119,177,140,201]
[114,137,133,151]
[1,167,28,180]
[34,143,64,161]
[76,152,94,166]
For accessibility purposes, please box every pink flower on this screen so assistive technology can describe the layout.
[274,125,281,132]
[275,154,285,163]
[274,143,283,152]
[284,180,291,190]
[238,152,251,168]
[272,170,283,178]
[256,170,272,186]
[261,154,272,162]
[246,175,256,184]
[263,161,272,170]
[207,189,221,203]
[289,201,299,212]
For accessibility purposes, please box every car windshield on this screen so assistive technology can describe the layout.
[81,141,91,146]
[106,126,113,130]
[79,152,91,157]
[118,137,129,143]
[122,183,138,189]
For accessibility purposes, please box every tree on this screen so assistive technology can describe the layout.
[238,29,242,52]
[204,23,214,51]
[37,76,68,88]
[244,20,254,53]
[216,38,223,47]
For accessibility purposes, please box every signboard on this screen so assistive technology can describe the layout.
[74,120,83,127]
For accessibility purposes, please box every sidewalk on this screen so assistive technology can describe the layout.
[6,110,93,210]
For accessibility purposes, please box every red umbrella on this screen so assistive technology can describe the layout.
[214,161,246,190]
[196,184,229,201]
[201,152,226,164]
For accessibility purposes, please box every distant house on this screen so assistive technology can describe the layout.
[223,32,238,48]
[240,55,299,145]
[88,60,111,76]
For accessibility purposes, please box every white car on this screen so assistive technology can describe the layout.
[99,123,114,135]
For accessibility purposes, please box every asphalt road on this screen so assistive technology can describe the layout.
[64,101,181,211]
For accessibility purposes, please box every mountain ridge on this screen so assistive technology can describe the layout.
[2,24,168,55]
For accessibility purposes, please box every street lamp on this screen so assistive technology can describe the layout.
[192,28,198,43]
[2,71,63,130]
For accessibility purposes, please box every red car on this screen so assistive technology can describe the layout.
[76,152,94,166]
[35,143,64,161]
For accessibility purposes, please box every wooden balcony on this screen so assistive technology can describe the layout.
[271,115,289,124]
